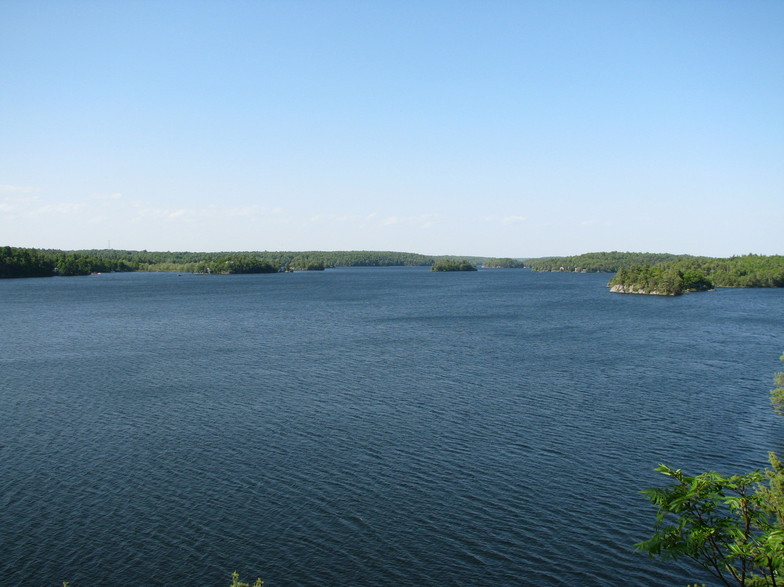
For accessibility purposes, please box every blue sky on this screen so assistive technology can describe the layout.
[1,1,782,257]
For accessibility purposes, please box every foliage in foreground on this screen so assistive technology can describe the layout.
[772,354,784,417]
[230,571,263,587]
[637,460,784,585]
[637,357,784,585]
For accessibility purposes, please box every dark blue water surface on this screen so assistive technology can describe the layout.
[2,268,783,586]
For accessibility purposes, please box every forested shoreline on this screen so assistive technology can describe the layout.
[2,247,783,294]
[526,251,784,295]
[0,247,138,278]
[0,247,476,277]
[607,255,784,295]
[482,257,526,269]
[525,251,693,273]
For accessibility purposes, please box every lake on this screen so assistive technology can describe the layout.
[1,267,783,585]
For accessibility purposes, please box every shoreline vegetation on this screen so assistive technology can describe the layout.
[606,255,784,295]
[523,251,784,295]
[1,247,782,294]
[0,247,448,278]
[430,259,478,272]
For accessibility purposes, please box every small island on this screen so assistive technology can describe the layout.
[430,259,478,272]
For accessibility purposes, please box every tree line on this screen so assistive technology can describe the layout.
[0,246,137,277]
[0,247,463,278]
[482,257,526,269]
[609,255,784,295]
[4,247,782,288]
[524,251,693,273]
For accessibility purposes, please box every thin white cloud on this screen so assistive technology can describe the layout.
[0,184,40,194]
[335,214,361,223]
[501,215,527,225]
[133,204,196,220]
[381,214,438,228]
[134,206,165,220]
[419,215,437,229]
[484,215,527,225]
[90,192,123,200]
[0,194,40,209]
[226,205,268,218]
[134,205,193,222]
[306,213,374,225]
[40,202,86,214]
[1,197,84,218]
[578,219,614,228]
[132,203,286,225]
[1,192,127,223]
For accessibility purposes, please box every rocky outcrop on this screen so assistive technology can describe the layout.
[609,284,674,296]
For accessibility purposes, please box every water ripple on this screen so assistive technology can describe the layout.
[1,270,782,585]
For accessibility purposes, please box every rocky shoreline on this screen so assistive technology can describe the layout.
[609,284,674,295]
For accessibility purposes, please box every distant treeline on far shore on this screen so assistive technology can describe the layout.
[0,247,474,278]
[1,247,782,291]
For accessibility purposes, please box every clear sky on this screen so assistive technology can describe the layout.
[1,1,782,258]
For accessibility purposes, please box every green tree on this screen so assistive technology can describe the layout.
[637,356,784,585]
[681,269,713,292]
[771,354,784,417]
[636,463,783,586]
[759,453,784,527]
[230,571,263,587]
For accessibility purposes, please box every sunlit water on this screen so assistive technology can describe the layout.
[2,267,782,586]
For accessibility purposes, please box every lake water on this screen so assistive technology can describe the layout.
[2,267,783,586]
